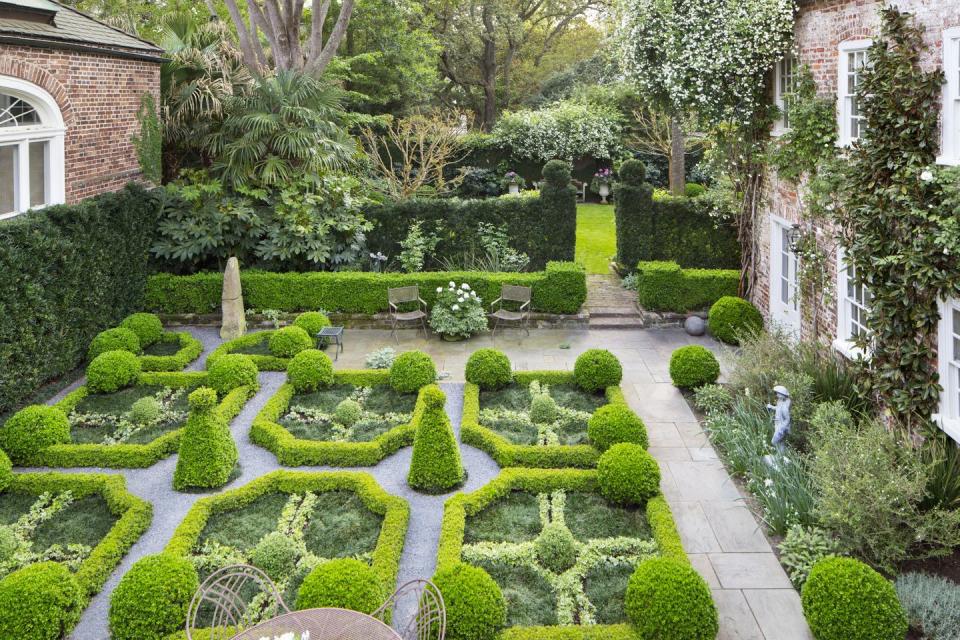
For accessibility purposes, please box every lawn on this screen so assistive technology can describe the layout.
[575,203,617,274]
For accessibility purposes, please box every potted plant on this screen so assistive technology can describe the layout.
[590,168,614,203]
[502,171,526,195]
[430,282,488,341]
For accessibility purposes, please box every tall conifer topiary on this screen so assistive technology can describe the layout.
[407,385,464,493]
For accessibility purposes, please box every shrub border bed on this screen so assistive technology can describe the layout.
[139,331,204,372]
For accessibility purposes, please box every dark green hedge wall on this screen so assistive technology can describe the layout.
[0,184,158,414]
[635,261,739,312]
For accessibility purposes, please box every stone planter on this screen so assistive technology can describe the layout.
[508,183,520,195]
[598,183,610,204]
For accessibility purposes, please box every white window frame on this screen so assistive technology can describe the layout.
[937,28,960,166]
[934,297,960,444]
[0,76,66,220]
[769,215,801,336]
[772,53,797,136]
[837,39,872,147]
[834,248,871,359]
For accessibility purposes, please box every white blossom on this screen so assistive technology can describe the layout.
[436,287,443,293]
[452,304,460,311]
[920,170,934,182]
[461,283,471,290]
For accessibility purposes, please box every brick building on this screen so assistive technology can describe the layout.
[754,0,960,441]
[0,0,162,216]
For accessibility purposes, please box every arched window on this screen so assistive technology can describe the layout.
[0,76,66,219]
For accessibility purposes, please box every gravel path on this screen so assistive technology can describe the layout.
[27,328,501,640]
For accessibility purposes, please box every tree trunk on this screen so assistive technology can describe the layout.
[669,116,685,196]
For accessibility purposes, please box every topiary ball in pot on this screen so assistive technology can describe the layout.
[573,349,623,392]
[0,448,11,492]
[588,404,648,451]
[530,393,558,425]
[408,385,464,492]
[542,159,572,188]
[295,558,383,614]
[109,553,199,640]
[293,311,331,342]
[120,312,164,347]
[287,349,335,393]
[707,296,763,345]
[465,349,512,390]
[0,404,70,463]
[669,345,721,389]
[625,557,718,639]
[597,443,660,505]
[207,353,259,395]
[618,159,647,186]
[801,556,907,640]
[0,561,83,640]
[129,396,161,425]
[334,399,363,427]
[433,562,507,640]
[535,522,579,573]
[87,350,141,393]
[251,531,299,581]
[390,351,437,393]
[88,327,141,360]
[269,326,314,358]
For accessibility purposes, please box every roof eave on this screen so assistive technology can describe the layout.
[0,33,165,62]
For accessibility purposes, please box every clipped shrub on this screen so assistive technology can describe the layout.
[109,553,200,640]
[287,349,334,393]
[173,387,238,491]
[408,385,464,492]
[207,353,259,395]
[588,404,648,451]
[433,563,506,640]
[895,572,960,640]
[535,522,578,573]
[0,525,15,562]
[573,349,622,392]
[87,350,142,393]
[0,448,11,491]
[0,561,84,640]
[669,345,721,389]
[334,399,363,427]
[625,557,718,639]
[597,443,660,505]
[251,531,299,581]
[390,351,436,393]
[0,404,70,462]
[130,396,161,425]
[618,159,646,185]
[120,312,164,347]
[685,183,706,198]
[295,558,383,614]
[635,261,740,313]
[708,296,763,345]
[801,556,908,640]
[88,327,141,360]
[465,349,512,390]
[292,311,331,341]
[542,159,572,187]
[529,393,558,425]
[268,326,314,358]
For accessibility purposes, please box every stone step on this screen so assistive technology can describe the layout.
[588,316,645,329]
[587,307,641,317]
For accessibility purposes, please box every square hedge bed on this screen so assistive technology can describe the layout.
[139,331,204,372]
[0,472,151,633]
[164,470,407,613]
[437,469,686,639]
[207,331,290,371]
[462,371,634,468]
[37,371,253,468]
[252,370,427,466]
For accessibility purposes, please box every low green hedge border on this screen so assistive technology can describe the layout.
[206,331,288,371]
[460,372,638,469]
[634,261,739,313]
[145,262,587,316]
[250,371,424,466]
[27,374,253,468]
[139,332,203,372]
[163,470,408,599]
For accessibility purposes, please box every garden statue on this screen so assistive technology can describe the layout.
[767,385,791,451]
[220,257,246,340]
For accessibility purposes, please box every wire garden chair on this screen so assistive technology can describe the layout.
[388,286,429,343]
[489,284,532,336]
[373,579,446,640]
[186,564,290,640]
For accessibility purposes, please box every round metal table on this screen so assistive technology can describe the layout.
[229,608,402,640]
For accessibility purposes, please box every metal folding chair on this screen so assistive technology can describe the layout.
[489,284,532,336]
[388,286,429,344]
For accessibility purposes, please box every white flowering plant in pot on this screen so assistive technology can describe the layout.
[429,282,487,340]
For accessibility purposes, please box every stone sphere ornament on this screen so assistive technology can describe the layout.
[684,316,706,336]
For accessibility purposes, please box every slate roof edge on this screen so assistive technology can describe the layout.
[0,33,165,62]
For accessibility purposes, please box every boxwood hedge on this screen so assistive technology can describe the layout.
[634,261,740,313]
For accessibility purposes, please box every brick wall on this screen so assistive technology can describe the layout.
[0,45,160,203]
[754,0,960,344]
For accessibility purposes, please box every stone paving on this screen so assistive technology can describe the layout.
[38,326,811,639]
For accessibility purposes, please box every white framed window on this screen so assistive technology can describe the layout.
[769,216,801,336]
[935,298,960,444]
[834,249,872,358]
[837,40,872,146]
[0,76,66,220]
[938,28,960,166]
[773,53,797,135]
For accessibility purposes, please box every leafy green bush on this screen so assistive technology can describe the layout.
[587,404,648,451]
[778,525,840,588]
[618,158,646,185]
[801,556,907,640]
[692,383,733,416]
[635,261,740,312]
[207,353,259,395]
[0,404,71,462]
[173,387,239,491]
[535,522,578,573]
[465,349,512,389]
[624,557,718,639]
[295,558,384,614]
[287,349,334,393]
[130,396,162,425]
[269,325,314,358]
[408,385,464,492]
[0,561,84,640]
[669,345,721,389]
[251,531,299,580]
[0,525,15,562]
[334,399,363,427]
[597,443,660,505]
[684,183,706,198]
[0,449,10,491]
[120,313,164,347]
[88,327,142,360]
[895,572,960,640]
[109,553,199,640]
[390,351,436,393]
[433,562,507,640]
[573,349,622,392]
[292,311,331,341]
[529,393,558,425]
[708,296,763,345]
[87,350,142,393]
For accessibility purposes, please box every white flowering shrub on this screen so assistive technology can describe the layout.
[492,100,622,162]
[429,282,488,339]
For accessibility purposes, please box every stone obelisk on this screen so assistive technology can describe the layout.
[220,256,246,339]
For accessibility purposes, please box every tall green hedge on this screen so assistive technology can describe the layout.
[635,261,739,312]
[145,262,586,315]
[0,184,158,415]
